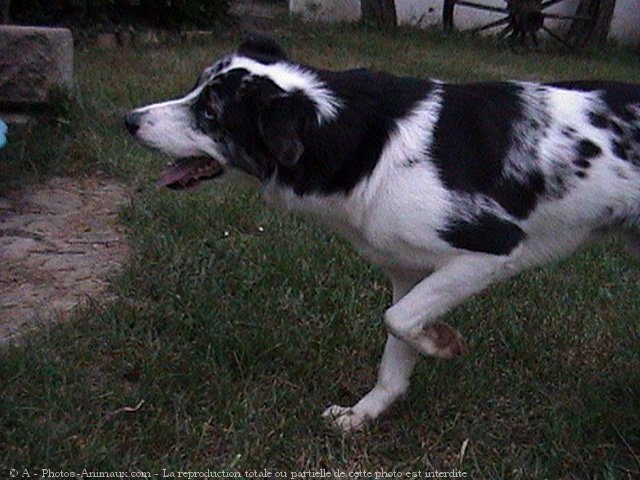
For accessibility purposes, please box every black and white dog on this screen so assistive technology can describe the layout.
[125,35,640,432]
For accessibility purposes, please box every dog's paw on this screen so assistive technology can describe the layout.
[322,405,368,433]
[408,321,468,359]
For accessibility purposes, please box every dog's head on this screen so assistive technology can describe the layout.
[124,34,341,190]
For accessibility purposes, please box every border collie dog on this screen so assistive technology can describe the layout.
[126,35,640,432]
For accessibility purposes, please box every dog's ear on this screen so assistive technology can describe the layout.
[258,97,306,168]
[237,76,310,168]
[238,33,288,64]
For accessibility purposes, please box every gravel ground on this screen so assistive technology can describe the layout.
[0,175,129,343]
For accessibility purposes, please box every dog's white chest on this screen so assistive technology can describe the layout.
[264,179,451,271]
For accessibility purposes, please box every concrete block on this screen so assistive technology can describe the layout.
[0,26,74,109]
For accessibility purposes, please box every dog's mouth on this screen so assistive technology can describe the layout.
[156,156,224,190]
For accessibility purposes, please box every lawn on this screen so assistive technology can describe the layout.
[1,20,640,478]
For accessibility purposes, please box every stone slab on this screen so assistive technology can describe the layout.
[0,26,74,108]
[0,111,32,126]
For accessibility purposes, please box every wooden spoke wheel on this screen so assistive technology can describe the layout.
[443,0,614,49]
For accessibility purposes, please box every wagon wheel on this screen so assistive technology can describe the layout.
[443,0,611,49]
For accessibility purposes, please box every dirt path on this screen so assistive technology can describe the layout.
[0,175,130,343]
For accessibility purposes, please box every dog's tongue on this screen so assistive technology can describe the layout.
[157,157,222,189]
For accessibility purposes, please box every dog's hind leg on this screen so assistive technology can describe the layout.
[323,272,422,432]
[385,254,512,357]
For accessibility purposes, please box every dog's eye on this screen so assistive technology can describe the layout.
[203,90,221,121]
[202,98,223,123]
[204,105,217,120]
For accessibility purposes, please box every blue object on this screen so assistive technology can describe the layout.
[0,119,7,149]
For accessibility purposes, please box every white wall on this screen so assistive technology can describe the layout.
[397,0,580,36]
[289,0,640,46]
[289,0,361,22]
[609,1,640,45]
[395,0,442,27]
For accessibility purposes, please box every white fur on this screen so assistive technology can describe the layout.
[224,56,342,124]
[131,88,224,160]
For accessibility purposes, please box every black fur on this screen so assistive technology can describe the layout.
[238,33,288,64]
[576,139,602,162]
[439,213,525,256]
[262,69,435,195]
[430,82,545,220]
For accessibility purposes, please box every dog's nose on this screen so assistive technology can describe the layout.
[124,111,143,135]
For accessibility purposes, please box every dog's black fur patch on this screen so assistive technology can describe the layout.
[439,213,525,256]
[430,82,545,220]
[576,139,602,161]
[589,111,610,129]
[238,33,288,64]
[277,70,436,195]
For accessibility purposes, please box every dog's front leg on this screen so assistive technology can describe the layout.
[323,333,419,432]
[323,273,422,432]
[385,254,510,357]
[323,257,510,432]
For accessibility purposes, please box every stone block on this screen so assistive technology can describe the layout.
[0,26,74,109]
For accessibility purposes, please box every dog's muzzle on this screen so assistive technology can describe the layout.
[124,110,225,190]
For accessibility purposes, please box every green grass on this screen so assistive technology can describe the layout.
[2,21,640,478]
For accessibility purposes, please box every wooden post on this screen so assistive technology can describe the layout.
[362,0,397,29]
[0,0,11,24]
[567,0,614,46]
